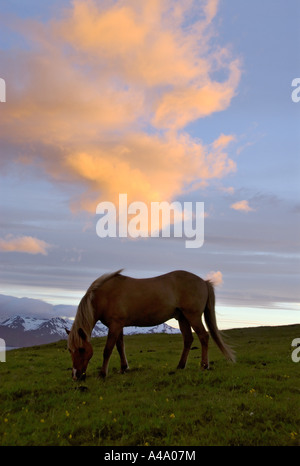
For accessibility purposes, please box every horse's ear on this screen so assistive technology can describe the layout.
[78,328,87,341]
[65,328,70,335]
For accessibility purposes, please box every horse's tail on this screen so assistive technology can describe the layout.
[204,280,236,362]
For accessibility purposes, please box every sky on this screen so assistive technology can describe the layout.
[0,0,299,329]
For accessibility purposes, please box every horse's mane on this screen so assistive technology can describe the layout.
[68,269,123,350]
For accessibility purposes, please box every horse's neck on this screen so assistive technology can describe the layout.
[74,304,96,341]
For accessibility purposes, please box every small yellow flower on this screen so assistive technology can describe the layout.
[4,418,8,423]
[82,401,86,405]
[290,432,298,440]
[113,418,117,423]
[65,410,70,417]
[144,442,149,446]
[249,388,256,394]
[40,419,45,423]
[69,434,72,439]
[170,413,175,419]
[99,396,103,401]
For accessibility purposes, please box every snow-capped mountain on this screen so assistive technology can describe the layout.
[121,323,180,336]
[0,315,180,348]
[1,315,70,337]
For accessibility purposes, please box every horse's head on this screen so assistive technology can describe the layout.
[66,327,93,381]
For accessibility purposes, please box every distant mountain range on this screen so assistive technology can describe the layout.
[0,315,180,348]
[0,293,77,320]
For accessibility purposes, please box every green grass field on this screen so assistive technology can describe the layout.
[0,325,299,446]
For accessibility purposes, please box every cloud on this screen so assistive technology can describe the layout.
[153,60,241,129]
[0,294,76,320]
[230,200,255,213]
[205,270,223,286]
[0,0,241,211]
[65,132,237,211]
[203,0,219,23]
[220,186,235,195]
[0,294,54,320]
[0,236,51,255]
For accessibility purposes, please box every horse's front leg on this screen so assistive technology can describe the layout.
[116,330,129,373]
[99,325,121,378]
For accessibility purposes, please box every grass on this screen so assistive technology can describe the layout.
[0,325,299,446]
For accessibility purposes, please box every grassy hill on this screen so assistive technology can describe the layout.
[0,325,299,446]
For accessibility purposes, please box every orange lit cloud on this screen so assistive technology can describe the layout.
[0,236,51,255]
[153,61,241,129]
[230,200,255,213]
[0,0,241,211]
[64,132,236,211]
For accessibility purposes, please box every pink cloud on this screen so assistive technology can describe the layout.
[0,0,241,211]
[0,236,51,255]
[230,200,255,213]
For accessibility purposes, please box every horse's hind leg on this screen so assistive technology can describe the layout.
[116,330,129,374]
[191,321,209,370]
[177,314,193,369]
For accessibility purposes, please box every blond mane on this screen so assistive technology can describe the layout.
[68,269,123,350]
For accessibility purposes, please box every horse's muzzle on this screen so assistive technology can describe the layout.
[72,369,86,381]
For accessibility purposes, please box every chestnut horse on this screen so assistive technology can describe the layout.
[66,270,235,380]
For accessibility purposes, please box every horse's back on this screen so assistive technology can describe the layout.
[99,270,207,302]
[92,270,208,327]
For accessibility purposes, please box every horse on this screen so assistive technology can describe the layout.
[66,269,235,380]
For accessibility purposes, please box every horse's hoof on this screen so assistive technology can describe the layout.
[177,364,186,370]
[120,366,129,374]
[201,363,210,370]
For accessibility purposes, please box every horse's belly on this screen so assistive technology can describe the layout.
[124,306,176,327]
